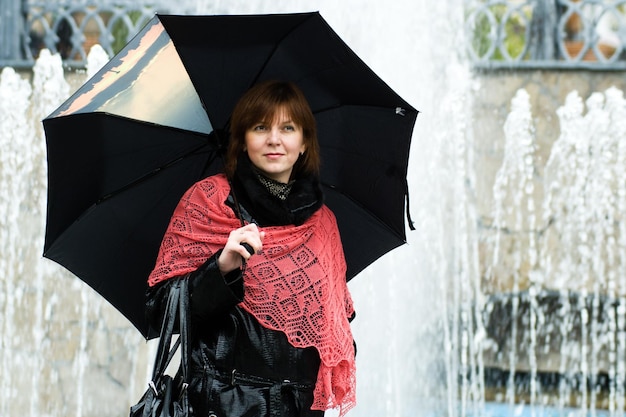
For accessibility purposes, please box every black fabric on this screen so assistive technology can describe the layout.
[146,252,243,330]
[231,154,323,226]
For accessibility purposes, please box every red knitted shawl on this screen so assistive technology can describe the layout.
[148,174,356,415]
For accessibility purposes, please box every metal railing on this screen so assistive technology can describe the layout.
[466,0,626,69]
[0,0,200,68]
[2,0,626,69]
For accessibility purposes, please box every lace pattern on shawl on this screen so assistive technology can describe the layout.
[148,174,356,415]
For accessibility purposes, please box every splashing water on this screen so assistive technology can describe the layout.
[18,2,626,417]
[86,44,110,79]
[542,87,626,415]
[0,66,34,417]
[11,5,626,417]
[0,47,154,416]
[491,88,541,413]
[483,87,626,417]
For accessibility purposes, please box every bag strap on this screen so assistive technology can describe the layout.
[150,277,190,385]
[178,276,190,387]
[227,179,247,228]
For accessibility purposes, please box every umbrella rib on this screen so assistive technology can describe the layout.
[313,102,417,116]
[323,148,410,173]
[203,14,319,131]
[248,14,318,87]
[320,181,407,242]
[96,143,213,204]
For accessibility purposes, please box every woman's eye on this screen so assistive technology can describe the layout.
[283,125,295,132]
[253,125,267,131]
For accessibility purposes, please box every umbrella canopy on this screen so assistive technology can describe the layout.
[43,12,418,337]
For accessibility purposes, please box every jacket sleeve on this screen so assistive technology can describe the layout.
[145,250,244,330]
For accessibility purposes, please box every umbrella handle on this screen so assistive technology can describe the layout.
[240,242,255,256]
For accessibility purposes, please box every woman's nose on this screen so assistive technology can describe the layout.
[267,127,281,143]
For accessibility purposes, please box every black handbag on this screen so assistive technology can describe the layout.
[130,278,191,417]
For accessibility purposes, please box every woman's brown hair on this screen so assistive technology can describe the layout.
[224,80,320,179]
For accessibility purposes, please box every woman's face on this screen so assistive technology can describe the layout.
[244,108,306,183]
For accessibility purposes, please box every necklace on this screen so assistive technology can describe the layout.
[255,172,294,201]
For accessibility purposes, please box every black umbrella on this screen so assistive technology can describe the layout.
[43,12,418,337]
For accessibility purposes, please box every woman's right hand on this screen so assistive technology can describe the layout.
[217,223,265,275]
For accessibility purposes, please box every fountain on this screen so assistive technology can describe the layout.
[4,1,626,416]
[479,86,626,417]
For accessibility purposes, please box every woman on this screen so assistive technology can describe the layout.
[146,80,356,417]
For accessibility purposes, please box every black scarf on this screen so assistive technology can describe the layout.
[229,154,323,227]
